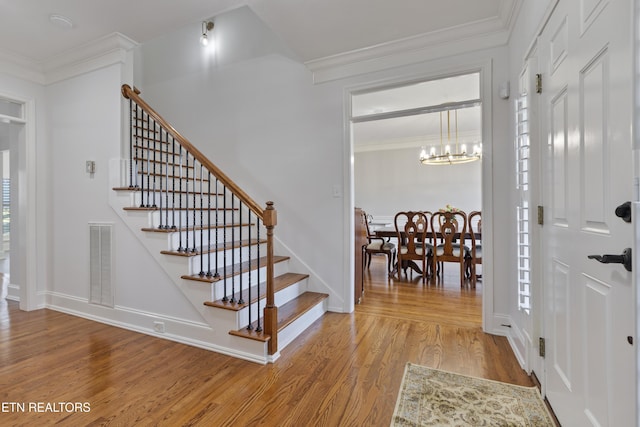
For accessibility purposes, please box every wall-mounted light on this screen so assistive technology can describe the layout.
[200,21,214,46]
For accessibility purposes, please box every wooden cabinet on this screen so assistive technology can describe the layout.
[354,208,367,304]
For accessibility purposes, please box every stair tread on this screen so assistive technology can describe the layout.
[182,255,289,283]
[163,239,269,258]
[204,272,309,310]
[229,292,329,342]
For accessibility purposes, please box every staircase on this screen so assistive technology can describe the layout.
[110,85,328,363]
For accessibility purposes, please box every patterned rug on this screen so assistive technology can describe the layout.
[391,363,555,426]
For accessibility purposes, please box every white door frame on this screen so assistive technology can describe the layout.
[0,92,39,311]
[342,59,496,333]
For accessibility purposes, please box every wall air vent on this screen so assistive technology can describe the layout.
[89,223,114,308]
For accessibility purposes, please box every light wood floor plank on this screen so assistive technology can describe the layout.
[0,256,531,426]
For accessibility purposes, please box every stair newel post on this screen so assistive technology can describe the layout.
[263,201,278,355]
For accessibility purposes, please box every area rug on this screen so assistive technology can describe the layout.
[391,363,555,426]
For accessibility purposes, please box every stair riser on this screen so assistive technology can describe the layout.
[187,245,268,273]
[148,210,243,228]
[136,162,211,179]
[211,261,290,299]
[235,278,307,329]
[165,226,258,250]
[132,191,226,209]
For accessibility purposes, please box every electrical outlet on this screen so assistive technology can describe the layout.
[153,321,165,333]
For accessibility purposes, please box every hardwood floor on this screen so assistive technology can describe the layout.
[0,256,532,426]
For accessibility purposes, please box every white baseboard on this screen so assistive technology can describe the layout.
[46,291,270,364]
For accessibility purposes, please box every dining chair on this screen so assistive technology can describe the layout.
[394,211,430,282]
[431,210,469,286]
[362,210,397,274]
[467,210,482,286]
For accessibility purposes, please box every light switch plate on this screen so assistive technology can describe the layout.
[86,160,95,174]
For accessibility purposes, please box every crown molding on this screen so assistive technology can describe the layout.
[307,0,520,83]
[43,33,139,85]
[0,50,45,85]
[0,33,138,86]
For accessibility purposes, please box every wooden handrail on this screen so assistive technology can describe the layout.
[121,84,265,219]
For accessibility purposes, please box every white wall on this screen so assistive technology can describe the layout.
[355,147,482,218]
[136,6,513,319]
[44,64,209,325]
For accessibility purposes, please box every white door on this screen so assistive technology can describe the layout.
[538,0,636,425]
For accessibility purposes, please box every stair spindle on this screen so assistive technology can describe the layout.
[214,178,220,279]
[145,113,152,207]
[199,164,205,276]
[191,158,197,253]
[238,202,244,305]
[128,98,134,188]
[161,129,169,229]
[152,120,158,208]
[171,137,177,229]
[206,171,213,277]
[255,222,262,332]
[247,210,253,330]
[177,148,184,252]
[222,186,228,302]
[230,194,236,303]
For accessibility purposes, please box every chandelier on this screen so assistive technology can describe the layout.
[419,109,481,165]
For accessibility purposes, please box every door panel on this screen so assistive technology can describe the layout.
[539,0,635,425]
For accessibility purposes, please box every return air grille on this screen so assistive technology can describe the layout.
[89,223,113,308]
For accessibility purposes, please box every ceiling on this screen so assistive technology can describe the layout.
[0,0,515,65]
[0,0,518,150]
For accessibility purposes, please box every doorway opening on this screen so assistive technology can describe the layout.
[0,96,26,305]
[353,72,482,277]
[348,68,493,328]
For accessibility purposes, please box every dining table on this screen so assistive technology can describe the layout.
[374,227,481,276]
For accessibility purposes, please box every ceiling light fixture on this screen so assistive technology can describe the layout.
[49,14,74,29]
[200,21,214,46]
[419,109,481,166]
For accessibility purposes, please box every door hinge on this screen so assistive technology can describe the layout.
[536,74,542,93]
[539,337,546,358]
[537,205,544,225]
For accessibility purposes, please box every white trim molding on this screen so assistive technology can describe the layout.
[0,33,138,86]
[308,0,521,83]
